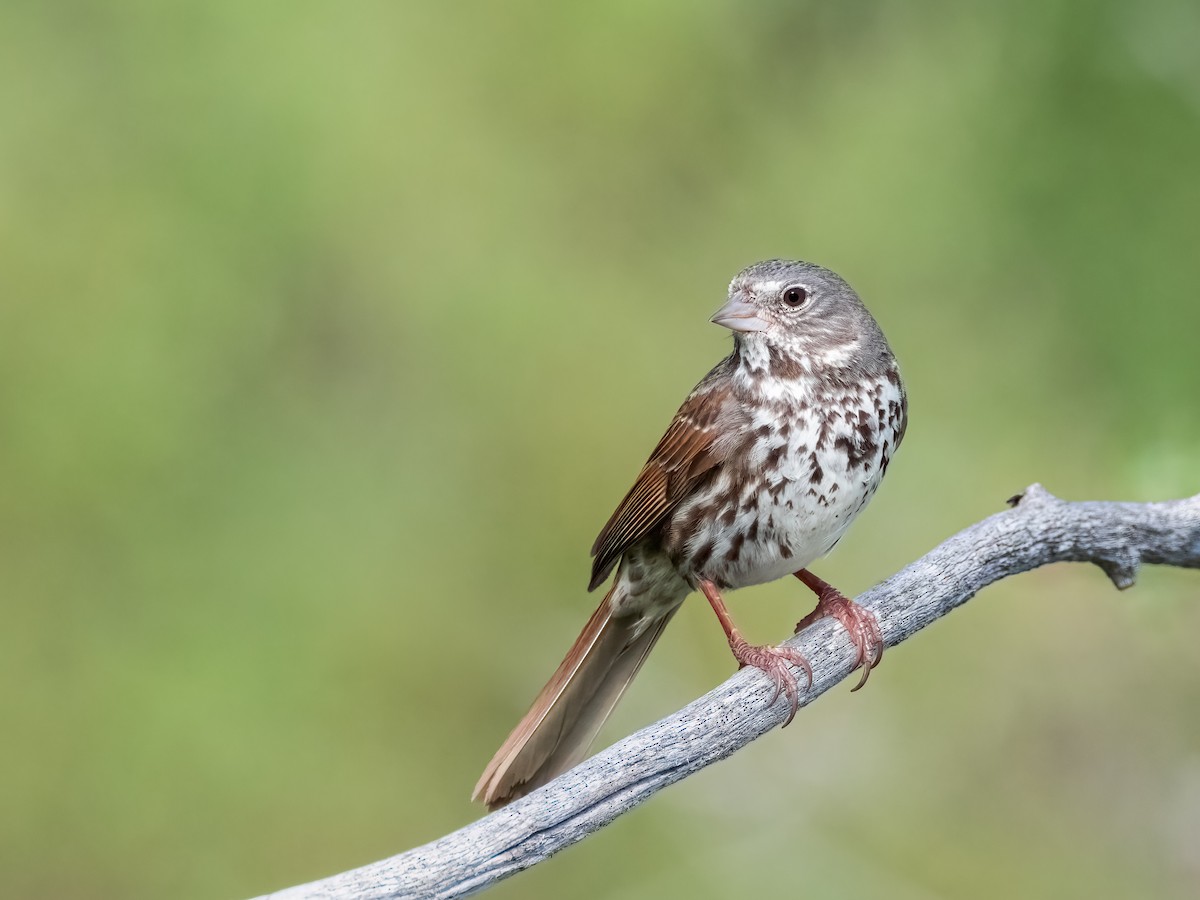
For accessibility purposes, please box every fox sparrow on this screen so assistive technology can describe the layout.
[474,259,907,809]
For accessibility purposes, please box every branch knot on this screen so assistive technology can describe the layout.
[1095,548,1140,590]
[1007,482,1057,509]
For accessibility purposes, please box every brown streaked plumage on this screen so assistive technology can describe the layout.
[589,374,743,590]
[474,259,907,810]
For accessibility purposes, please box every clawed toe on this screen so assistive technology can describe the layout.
[793,571,885,692]
[842,603,883,691]
[698,578,815,726]
[729,638,813,727]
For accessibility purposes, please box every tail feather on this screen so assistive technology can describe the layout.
[473,589,678,809]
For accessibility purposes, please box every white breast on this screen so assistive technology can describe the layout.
[672,372,904,591]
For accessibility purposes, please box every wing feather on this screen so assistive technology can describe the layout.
[588,365,740,590]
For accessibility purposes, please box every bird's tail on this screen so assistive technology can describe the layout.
[472,588,679,810]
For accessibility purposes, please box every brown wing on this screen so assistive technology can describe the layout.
[588,367,740,590]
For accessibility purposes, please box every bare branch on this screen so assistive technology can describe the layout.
[254,485,1200,900]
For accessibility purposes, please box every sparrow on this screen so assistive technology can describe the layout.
[473,259,907,809]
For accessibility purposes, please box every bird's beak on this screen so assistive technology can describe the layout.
[710,297,769,333]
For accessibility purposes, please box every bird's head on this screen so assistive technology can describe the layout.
[711,259,886,371]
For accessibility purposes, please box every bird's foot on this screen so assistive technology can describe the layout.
[727,636,814,727]
[697,577,813,726]
[793,570,883,691]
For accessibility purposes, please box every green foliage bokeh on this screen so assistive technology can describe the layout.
[2,2,1199,898]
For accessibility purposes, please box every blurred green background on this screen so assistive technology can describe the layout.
[3,1,1199,898]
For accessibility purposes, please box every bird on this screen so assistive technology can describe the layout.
[473,259,907,810]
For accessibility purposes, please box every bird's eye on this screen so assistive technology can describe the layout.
[781,286,809,308]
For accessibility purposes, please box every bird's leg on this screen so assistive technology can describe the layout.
[793,569,883,691]
[698,578,813,726]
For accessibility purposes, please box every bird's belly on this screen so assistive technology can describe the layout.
[728,470,876,587]
[665,394,898,591]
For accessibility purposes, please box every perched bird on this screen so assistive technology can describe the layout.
[473,259,907,810]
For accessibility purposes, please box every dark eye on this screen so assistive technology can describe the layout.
[781,286,809,308]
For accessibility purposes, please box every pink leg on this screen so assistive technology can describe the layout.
[793,569,884,692]
[698,578,813,726]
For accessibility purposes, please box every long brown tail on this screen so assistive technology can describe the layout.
[472,588,679,810]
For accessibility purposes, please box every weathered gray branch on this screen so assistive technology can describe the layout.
[255,485,1200,900]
